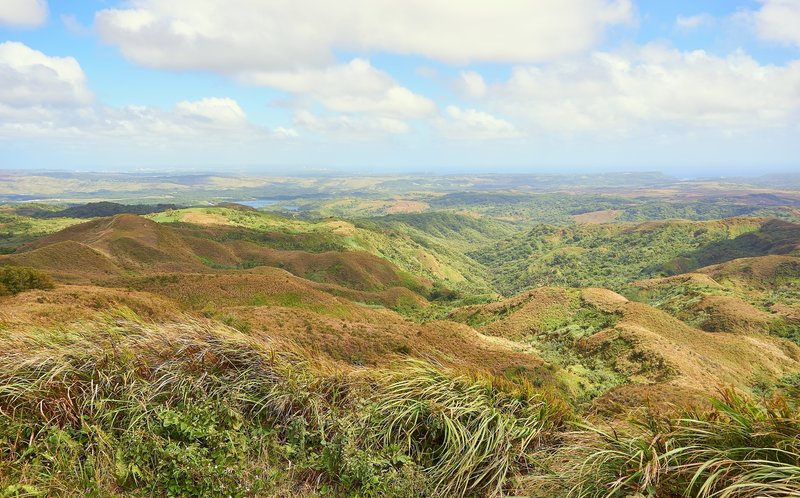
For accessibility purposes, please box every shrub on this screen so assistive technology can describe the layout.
[566,390,800,497]
[373,361,569,497]
[0,265,54,295]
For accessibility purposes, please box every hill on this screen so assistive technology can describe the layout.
[17,201,177,219]
[149,206,489,293]
[626,254,800,340]
[2,201,800,496]
[473,217,799,295]
[449,287,800,406]
[5,213,436,299]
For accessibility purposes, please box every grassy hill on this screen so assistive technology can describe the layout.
[149,207,491,293]
[2,196,800,496]
[474,218,799,295]
[449,287,800,406]
[626,254,800,343]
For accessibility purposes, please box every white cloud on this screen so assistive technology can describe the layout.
[0,0,47,27]
[95,0,632,69]
[0,97,270,142]
[294,110,409,137]
[456,71,488,99]
[752,0,800,47]
[93,1,633,137]
[0,43,292,143]
[435,106,519,140]
[243,59,434,119]
[675,14,713,31]
[483,45,800,135]
[174,97,248,127]
[0,41,92,106]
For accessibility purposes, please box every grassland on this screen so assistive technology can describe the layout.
[1,175,800,496]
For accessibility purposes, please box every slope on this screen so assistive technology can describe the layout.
[473,217,798,295]
[449,287,800,406]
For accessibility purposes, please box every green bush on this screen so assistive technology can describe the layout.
[565,391,800,497]
[0,265,54,295]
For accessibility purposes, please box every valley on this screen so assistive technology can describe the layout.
[1,173,799,496]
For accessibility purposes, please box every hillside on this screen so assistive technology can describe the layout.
[449,286,800,407]
[474,217,799,295]
[627,254,800,341]
[2,197,800,496]
[3,213,438,299]
[149,207,492,293]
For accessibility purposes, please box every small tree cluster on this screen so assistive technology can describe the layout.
[0,265,54,295]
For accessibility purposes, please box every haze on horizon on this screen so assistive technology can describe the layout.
[0,0,799,174]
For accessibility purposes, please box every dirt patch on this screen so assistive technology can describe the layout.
[385,200,429,214]
[181,211,230,226]
[573,210,622,224]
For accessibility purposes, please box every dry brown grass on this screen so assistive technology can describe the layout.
[572,209,622,224]
[451,286,800,406]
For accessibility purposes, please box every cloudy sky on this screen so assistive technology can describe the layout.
[0,0,799,174]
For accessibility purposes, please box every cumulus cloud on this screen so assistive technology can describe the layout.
[93,1,634,137]
[0,97,271,141]
[243,59,434,119]
[0,42,287,143]
[482,45,800,135]
[95,0,632,70]
[0,0,47,27]
[751,0,800,47]
[435,106,520,140]
[0,41,92,106]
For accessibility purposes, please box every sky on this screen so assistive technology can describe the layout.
[0,0,799,175]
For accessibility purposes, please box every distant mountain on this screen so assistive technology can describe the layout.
[17,201,177,219]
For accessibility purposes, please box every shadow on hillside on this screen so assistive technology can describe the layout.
[666,220,800,274]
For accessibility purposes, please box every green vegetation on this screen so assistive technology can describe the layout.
[0,317,567,497]
[149,206,492,293]
[0,207,84,253]
[2,174,800,496]
[0,265,53,295]
[473,218,798,295]
[565,391,800,497]
[19,201,177,219]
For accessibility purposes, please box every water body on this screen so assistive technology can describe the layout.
[236,199,300,211]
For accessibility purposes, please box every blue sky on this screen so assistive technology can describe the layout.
[0,0,798,175]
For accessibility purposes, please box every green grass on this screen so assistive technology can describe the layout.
[0,315,568,497]
[0,209,84,253]
[563,390,800,497]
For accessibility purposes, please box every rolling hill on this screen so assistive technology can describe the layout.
[473,217,800,295]
[2,198,800,497]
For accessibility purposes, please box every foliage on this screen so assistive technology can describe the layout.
[19,201,177,219]
[565,391,800,497]
[0,317,567,497]
[0,265,53,295]
[472,218,794,295]
[373,361,569,496]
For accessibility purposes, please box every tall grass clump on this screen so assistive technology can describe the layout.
[0,314,331,496]
[0,314,568,496]
[373,361,569,497]
[567,390,800,497]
